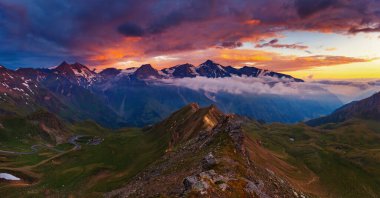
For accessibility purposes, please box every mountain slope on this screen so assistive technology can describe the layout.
[106,105,306,197]
[0,110,72,150]
[306,92,380,126]
[162,63,198,78]
[244,118,380,197]
[133,64,162,79]
[196,60,232,78]
[148,103,225,150]
[106,104,380,198]
[1,64,125,128]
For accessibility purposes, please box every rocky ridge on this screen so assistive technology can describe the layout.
[105,105,307,198]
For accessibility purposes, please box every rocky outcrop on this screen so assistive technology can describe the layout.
[183,169,229,194]
[202,153,217,170]
[105,105,307,198]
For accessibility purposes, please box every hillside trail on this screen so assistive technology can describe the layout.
[0,135,86,183]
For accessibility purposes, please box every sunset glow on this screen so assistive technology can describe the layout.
[1,2,380,197]
[0,0,379,79]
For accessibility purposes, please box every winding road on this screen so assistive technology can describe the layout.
[0,135,84,155]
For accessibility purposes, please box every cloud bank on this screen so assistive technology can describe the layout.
[312,79,380,103]
[157,76,380,104]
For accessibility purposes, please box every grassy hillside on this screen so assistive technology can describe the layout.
[0,112,71,151]
[0,117,170,197]
[243,119,380,197]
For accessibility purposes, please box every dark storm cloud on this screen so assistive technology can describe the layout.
[118,23,145,37]
[255,39,308,50]
[295,0,338,18]
[145,0,218,34]
[0,0,379,68]
[217,41,243,49]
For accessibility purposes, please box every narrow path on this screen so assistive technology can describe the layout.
[26,135,85,168]
[0,144,63,155]
[67,135,84,150]
[1,135,103,176]
[0,135,84,155]
[0,135,88,184]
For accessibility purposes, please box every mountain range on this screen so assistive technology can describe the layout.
[306,91,380,126]
[0,60,341,128]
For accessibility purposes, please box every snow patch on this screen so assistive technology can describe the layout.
[0,173,21,181]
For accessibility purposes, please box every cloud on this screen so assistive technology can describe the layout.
[325,47,337,51]
[295,0,338,18]
[255,39,308,50]
[117,23,145,37]
[91,47,371,72]
[217,41,243,49]
[311,79,380,103]
[215,49,370,71]
[156,76,380,104]
[0,0,380,68]
[157,76,324,96]
[349,24,380,33]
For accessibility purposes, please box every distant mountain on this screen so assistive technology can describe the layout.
[0,60,339,128]
[191,60,304,81]
[133,64,163,79]
[53,61,97,86]
[98,68,121,79]
[144,60,303,81]
[95,60,331,125]
[0,63,125,128]
[306,92,380,126]
[162,63,198,78]
[196,60,232,78]
[3,60,303,88]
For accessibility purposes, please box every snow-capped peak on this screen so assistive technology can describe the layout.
[161,63,198,78]
[196,60,230,78]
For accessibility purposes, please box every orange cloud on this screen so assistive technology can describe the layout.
[215,49,371,71]
[275,55,369,71]
[244,19,261,25]
[94,47,371,74]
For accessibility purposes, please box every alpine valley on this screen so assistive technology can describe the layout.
[0,60,341,128]
[2,1,380,197]
[0,60,379,197]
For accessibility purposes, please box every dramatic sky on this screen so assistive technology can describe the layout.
[1,0,380,79]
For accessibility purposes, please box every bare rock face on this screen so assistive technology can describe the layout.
[183,176,199,190]
[245,179,270,198]
[183,176,209,194]
[183,169,229,195]
[202,152,217,170]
